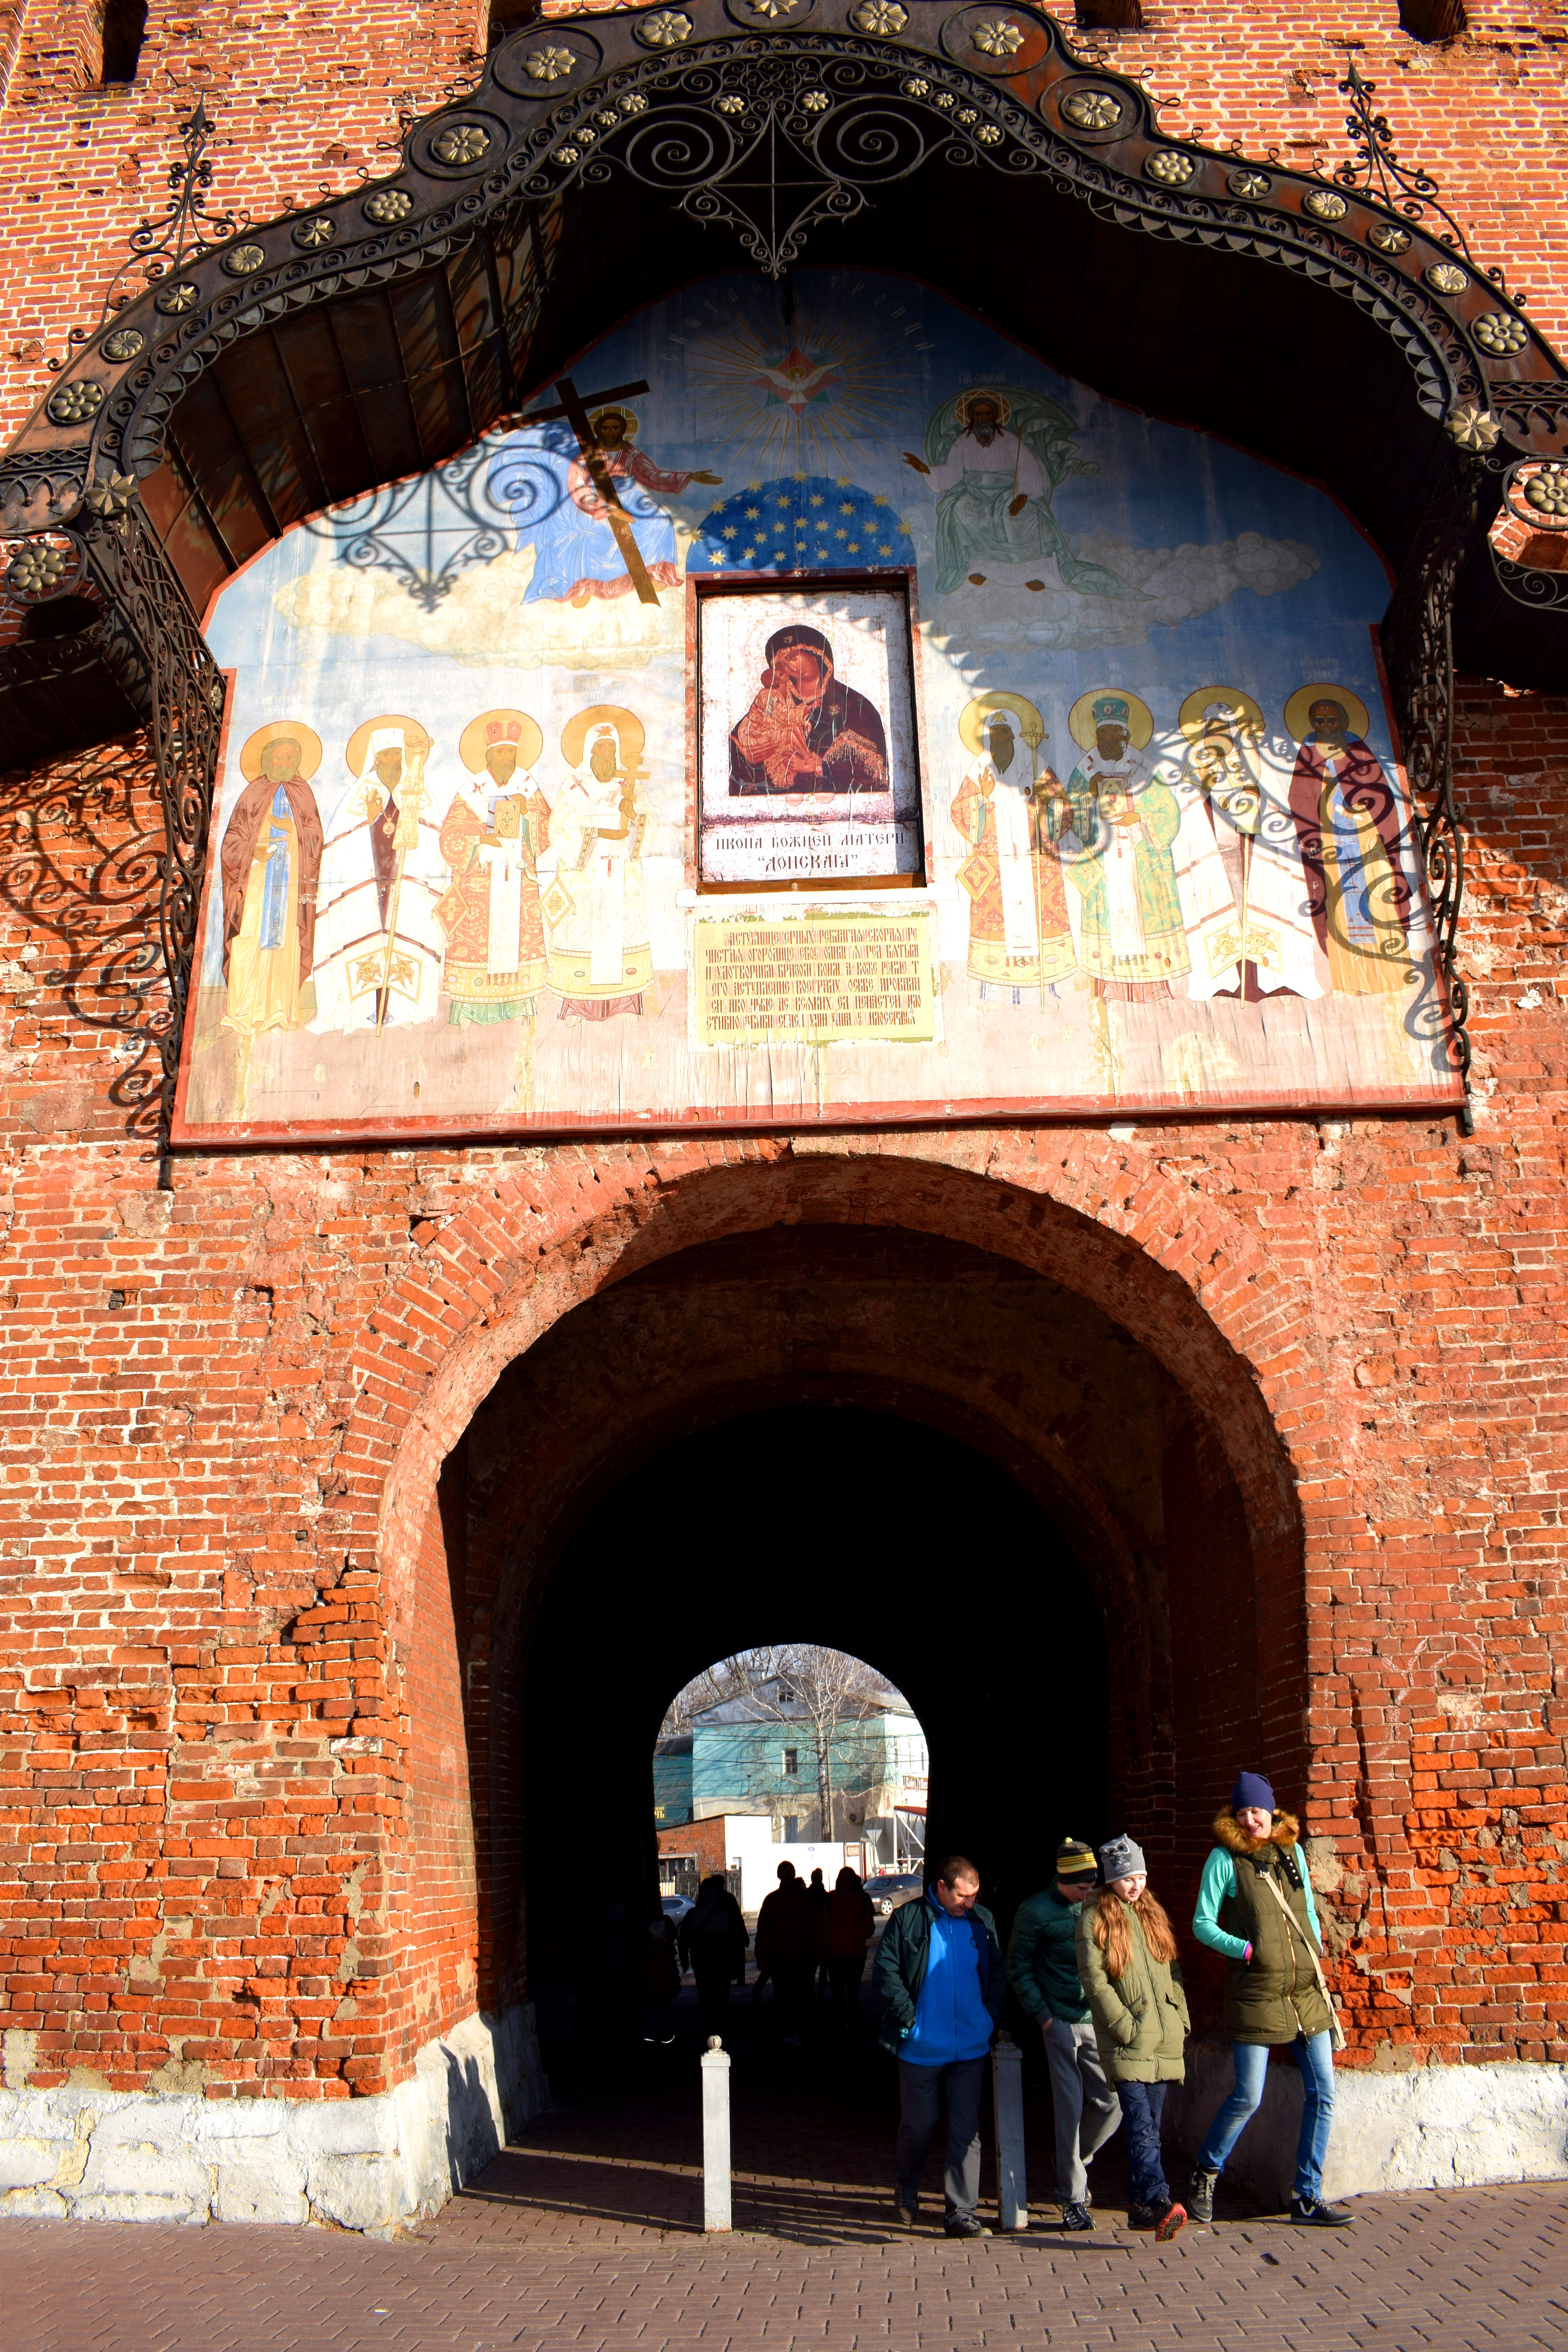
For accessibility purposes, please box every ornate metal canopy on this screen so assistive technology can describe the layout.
[2,0,1562,1157]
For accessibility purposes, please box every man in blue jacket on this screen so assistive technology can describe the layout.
[872,1853,1007,2236]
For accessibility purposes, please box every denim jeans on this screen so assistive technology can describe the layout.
[1116,2080,1170,2212]
[1197,2032,1336,2202]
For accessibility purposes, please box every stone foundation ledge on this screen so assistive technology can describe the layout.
[1165,2044,1568,2205]
[0,2004,546,2235]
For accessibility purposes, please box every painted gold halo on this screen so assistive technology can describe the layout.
[1283,683,1369,745]
[1068,688,1154,751]
[958,691,1044,757]
[1177,685,1265,742]
[459,708,544,775]
[238,719,324,783]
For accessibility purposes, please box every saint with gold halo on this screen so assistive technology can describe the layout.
[310,713,446,1033]
[542,704,654,1019]
[950,691,1075,1000]
[435,709,551,1024]
[1177,686,1322,1002]
[219,721,325,1043]
[1062,690,1192,996]
[1284,684,1412,996]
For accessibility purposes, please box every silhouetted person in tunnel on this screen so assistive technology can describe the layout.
[808,1866,831,2004]
[678,1873,748,2042]
[821,1865,875,2035]
[756,1861,817,2047]
[875,1853,1007,2236]
[643,1910,680,2046]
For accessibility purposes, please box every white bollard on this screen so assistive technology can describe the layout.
[702,2034,732,2232]
[992,2033,1029,2230]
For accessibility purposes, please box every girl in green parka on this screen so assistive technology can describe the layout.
[1074,1834,1189,2242]
[1187,1771,1350,2230]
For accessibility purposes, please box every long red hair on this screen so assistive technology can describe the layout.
[1092,1885,1178,1979]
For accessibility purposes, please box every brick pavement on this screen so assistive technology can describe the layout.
[5,2011,1568,2352]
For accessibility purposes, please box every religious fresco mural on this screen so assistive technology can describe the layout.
[173,269,1463,1143]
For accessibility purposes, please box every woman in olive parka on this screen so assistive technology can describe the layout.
[1187,1771,1350,2229]
[1074,1834,1190,2242]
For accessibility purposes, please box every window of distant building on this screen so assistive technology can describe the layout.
[782,1747,798,1777]
[783,1815,799,1841]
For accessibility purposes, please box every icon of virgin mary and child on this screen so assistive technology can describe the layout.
[729,623,889,796]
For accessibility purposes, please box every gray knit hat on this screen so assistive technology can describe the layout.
[1097,1834,1146,1882]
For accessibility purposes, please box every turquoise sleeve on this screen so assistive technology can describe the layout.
[1192,1848,1249,1959]
[1296,1846,1323,1947]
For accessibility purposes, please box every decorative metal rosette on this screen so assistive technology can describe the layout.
[1426,261,1468,295]
[800,88,831,111]
[45,379,105,425]
[429,121,492,168]
[100,326,145,362]
[1303,187,1347,221]
[1506,461,1568,530]
[850,0,907,30]
[1145,149,1196,187]
[902,75,929,95]
[1473,310,1528,357]
[1061,87,1124,134]
[971,15,1025,54]
[715,92,748,112]
[1444,401,1499,454]
[522,43,577,79]
[363,187,415,223]
[294,216,336,248]
[1228,168,1270,198]
[637,10,693,44]
[155,280,200,313]
[222,241,267,276]
[82,470,138,523]
[1367,219,1411,255]
[491,24,602,96]
[727,0,811,21]
[5,534,82,599]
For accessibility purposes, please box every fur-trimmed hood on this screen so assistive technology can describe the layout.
[1214,1807,1300,1858]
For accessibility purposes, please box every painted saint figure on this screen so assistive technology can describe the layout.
[730,623,888,795]
[950,692,1075,1000]
[543,704,654,1019]
[435,710,551,1024]
[310,715,447,1032]
[902,386,1131,599]
[494,407,720,607]
[1177,688,1322,1001]
[1285,686,1412,995]
[219,723,325,1042]
[1062,691,1192,997]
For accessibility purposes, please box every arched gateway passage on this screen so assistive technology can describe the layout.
[396,1159,1304,2077]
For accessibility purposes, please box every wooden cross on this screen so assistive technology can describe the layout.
[521,374,660,606]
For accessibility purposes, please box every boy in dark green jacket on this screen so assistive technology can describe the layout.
[1006,1838,1121,2231]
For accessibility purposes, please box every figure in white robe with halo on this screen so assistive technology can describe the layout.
[1176,688,1323,1000]
[310,716,448,1032]
[540,704,653,1020]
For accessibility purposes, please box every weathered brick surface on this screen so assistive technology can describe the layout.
[0,0,1566,2114]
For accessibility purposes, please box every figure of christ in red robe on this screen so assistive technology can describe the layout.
[729,624,889,796]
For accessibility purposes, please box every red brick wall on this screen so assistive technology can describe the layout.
[657,1818,731,1876]
[0,0,1566,2101]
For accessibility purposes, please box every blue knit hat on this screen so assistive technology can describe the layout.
[1231,1771,1276,1814]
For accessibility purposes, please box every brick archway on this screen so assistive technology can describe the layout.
[348,1132,1312,2080]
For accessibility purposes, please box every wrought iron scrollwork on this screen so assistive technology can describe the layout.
[50,100,239,375]
[531,43,1015,276]
[305,440,514,611]
[73,503,225,1181]
[1381,456,1477,1126]
[1330,57,1512,299]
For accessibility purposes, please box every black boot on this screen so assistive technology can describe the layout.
[1188,2167,1218,2224]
